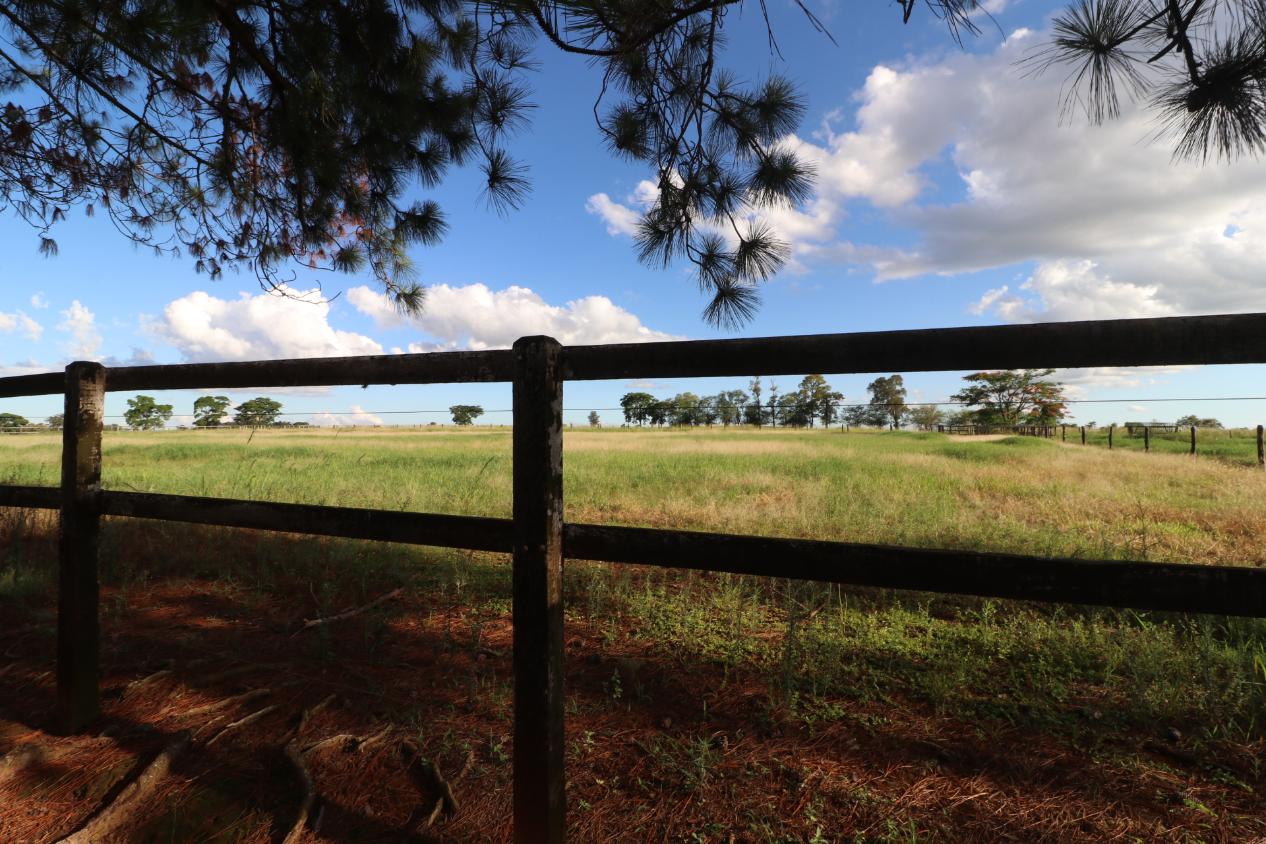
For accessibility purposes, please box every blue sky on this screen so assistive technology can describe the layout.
[3,0,1266,427]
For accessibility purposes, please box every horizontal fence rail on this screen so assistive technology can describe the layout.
[562,312,1266,380]
[3,310,1266,842]
[9,488,1261,618]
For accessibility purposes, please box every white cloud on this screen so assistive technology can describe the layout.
[0,359,49,378]
[147,287,382,362]
[585,193,641,237]
[581,28,1266,323]
[796,30,1266,320]
[969,261,1175,322]
[311,404,386,427]
[348,283,680,350]
[0,311,43,342]
[58,300,100,358]
[1054,365,1193,390]
[29,293,48,309]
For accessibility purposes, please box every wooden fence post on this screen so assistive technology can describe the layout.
[1061,425,1066,442]
[1108,425,1114,450]
[512,336,566,844]
[58,361,106,733]
[1258,424,1264,469]
[1190,425,1196,455]
[1081,426,1086,445]
[1144,426,1150,453]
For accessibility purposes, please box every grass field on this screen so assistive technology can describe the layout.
[1,427,1264,842]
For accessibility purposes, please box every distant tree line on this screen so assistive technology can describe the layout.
[616,371,1077,431]
[117,395,293,430]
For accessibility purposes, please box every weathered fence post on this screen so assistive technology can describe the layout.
[1080,426,1086,445]
[1108,425,1114,450]
[1190,425,1196,455]
[58,361,106,733]
[1061,425,1066,442]
[512,336,566,844]
[1258,424,1264,469]
[1144,426,1150,453]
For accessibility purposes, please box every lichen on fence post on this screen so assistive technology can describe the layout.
[511,335,566,843]
[58,361,106,734]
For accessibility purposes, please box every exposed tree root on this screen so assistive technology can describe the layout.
[55,731,189,844]
[125,668,173,697]
[199,663,269,686]
[401,741,474,832]
[281,693,338,746]
[204,705,279,748]
[301,723,392,757]
[182,687,272,721]
[294,588,403,635]
[282,740,316,844]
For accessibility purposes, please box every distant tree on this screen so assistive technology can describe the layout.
[952,370,1068,426]
[697,395,720,427]
[619,392,656,426]
[45,413,64,430]
[779,391,815,427]
[1176,415,1223,429]
[714,390,749,426]
[748,378,764,427]
[767,381,780,427]
[193,395,232,427]
[867,375,908,429]
[588,411,601,428]
[449,405,484,426]
[647,399,672,427]
[668,392,702,427]
[0,412,29,429]
[908,405,945,431]
[233,397,283,427]
[820,390,844,427]
[797,375,840,429]
[124,395,173,430]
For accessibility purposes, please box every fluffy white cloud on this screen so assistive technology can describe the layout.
[0,311,42,342]
[585,192,641,237]
[1054,365,1193,391]
[970,261,1175,322]
[58,300,100,358]
[311,405,385,427]
[348,283,680,349]
[148,287,382,361]
[587,28,1266,323]
[29,293,48,309]
[802,29,1266,319]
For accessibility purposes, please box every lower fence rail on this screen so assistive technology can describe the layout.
[6,486,1264,618]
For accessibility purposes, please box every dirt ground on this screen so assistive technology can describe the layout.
[2,558,1264,844]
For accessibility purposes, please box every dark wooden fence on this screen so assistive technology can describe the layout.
[4,312,1266,843]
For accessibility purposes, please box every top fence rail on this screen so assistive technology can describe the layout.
[3,311,1266,400]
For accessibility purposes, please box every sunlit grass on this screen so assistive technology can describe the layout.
[3,425,1265,754]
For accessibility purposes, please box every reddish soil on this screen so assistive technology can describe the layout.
[0,544,1263,841]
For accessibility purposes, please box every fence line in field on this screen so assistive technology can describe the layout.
[940,421,1266,467]
[3,311,1266,843]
